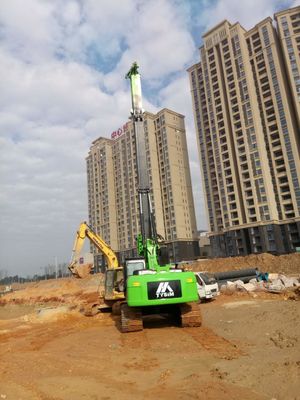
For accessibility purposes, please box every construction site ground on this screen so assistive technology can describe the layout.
[0,253,299,400]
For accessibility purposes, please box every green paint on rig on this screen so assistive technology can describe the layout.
[126,61,143,113]
[125,61,139,78]
[127,270,198,307]
[124,62,200,314]
[132,233,198,307]
[136,234,166,270]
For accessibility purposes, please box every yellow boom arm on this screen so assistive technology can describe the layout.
[69,222,119,278]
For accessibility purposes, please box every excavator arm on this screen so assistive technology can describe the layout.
[68,222,119,278]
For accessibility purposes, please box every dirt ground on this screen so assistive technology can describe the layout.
[0,274,299,400]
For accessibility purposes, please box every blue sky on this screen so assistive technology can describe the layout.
[0,0,299,275]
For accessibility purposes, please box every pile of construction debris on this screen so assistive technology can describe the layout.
[220,273,300,296]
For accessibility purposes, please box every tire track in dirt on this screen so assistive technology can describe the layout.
[182,326,244,359]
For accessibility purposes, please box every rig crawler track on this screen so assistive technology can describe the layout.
[121,303,143,332]
[179,302,202,327]
[120,302,202,332]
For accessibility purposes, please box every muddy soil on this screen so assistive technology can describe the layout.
[0,290,299,400]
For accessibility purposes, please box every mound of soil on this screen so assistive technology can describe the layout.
[188,252,300,275]
[0,274,104,307]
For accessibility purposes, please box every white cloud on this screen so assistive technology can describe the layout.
[1,0,296,275]
[104,0,196,91]
[0,0,59,62]
[198,0,298,30]
[0,0,202,275]
[0,57,129,275]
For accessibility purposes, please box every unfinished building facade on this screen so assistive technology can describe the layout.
[188,6,300,257]
[87,108,199,269]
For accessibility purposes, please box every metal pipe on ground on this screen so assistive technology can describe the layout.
[214,268,258,281]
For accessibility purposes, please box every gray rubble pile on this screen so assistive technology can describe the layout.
[266,274,300,293]
[220,273,300,294]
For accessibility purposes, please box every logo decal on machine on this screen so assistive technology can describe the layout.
[156,282,174,298]
[147,280,182,300]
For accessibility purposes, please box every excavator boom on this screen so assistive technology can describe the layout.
[68,221,119,278]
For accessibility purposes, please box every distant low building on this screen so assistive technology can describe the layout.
[198,231,211,258]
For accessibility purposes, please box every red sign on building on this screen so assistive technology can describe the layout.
[111,122,128,139]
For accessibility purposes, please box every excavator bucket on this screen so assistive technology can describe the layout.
[69,263,94,278]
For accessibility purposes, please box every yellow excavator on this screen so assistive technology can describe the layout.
[69,221,124,307]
